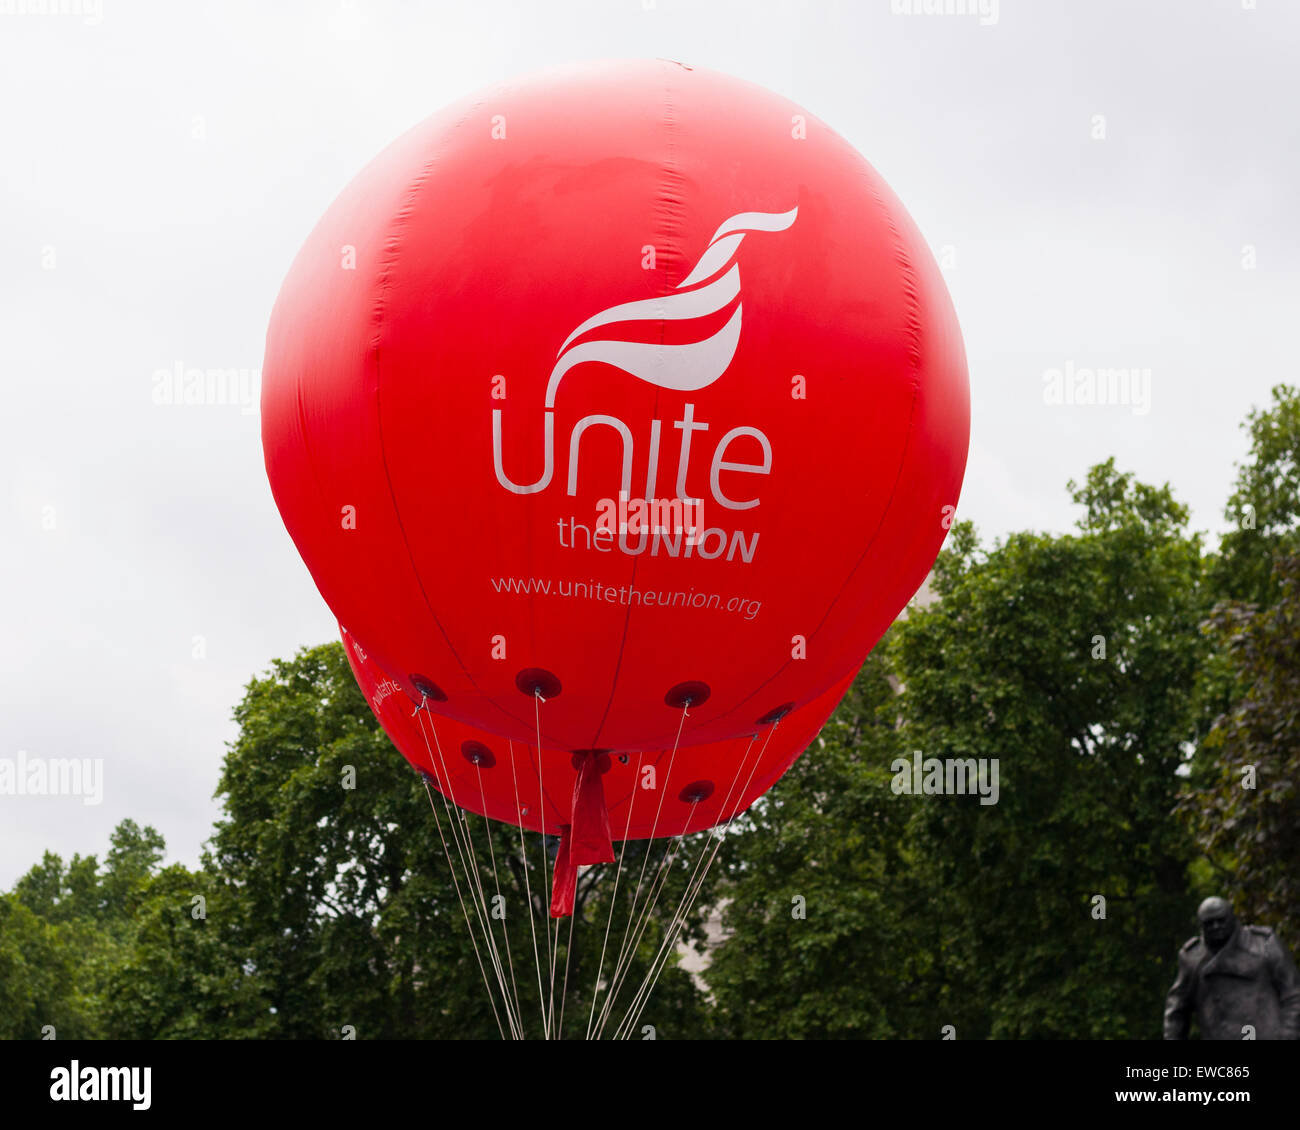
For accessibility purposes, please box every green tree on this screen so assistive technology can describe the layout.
[706,637,946,1038]
[0,895,87,1039]
[2,820,169,1037]
[1214,384,1300,606]
[1179,554,1300,944]
[888,462,1207,1038]
[102,865,273,1039]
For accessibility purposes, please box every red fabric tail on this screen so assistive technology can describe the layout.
[550,752,615,917]
[569,752,616,866]
[550,824,577,918]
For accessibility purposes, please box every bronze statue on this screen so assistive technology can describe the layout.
[1164,896,1300,1039]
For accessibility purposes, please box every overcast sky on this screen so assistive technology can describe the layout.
[2,0,1296,887]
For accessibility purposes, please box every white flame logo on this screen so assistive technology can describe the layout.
[544,207,798,408]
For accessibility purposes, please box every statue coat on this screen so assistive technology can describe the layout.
[1164,924,1300,1040]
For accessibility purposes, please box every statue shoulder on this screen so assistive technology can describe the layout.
[1181,936,1203,954]
[1247,925,1274,938]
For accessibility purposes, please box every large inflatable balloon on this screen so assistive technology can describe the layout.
[263,59,968,751]
[264,60,968,915]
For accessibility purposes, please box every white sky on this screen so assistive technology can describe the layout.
[2,0,1297,887]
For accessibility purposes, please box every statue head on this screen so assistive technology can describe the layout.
[1197,896,1237,951]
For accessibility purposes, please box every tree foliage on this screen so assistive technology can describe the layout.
[1179,555,1300,945]
[707,636,937,1038]
[1214,384,1300,606]
[887,460,1207,1038]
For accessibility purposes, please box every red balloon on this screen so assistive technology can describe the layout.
[341,624,853,843]
[264,59,967,754]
